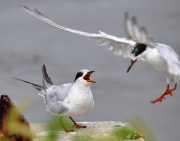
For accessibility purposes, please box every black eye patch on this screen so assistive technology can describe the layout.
[132,43,147,56]
[74,72,83,82]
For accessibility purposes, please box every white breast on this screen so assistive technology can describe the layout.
[144,48,174,80]
[65,84,94,117]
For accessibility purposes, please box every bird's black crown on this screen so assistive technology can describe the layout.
[132,43,147,56]
[74,71,83,82]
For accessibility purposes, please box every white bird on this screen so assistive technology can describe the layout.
[12,65,96,132]
[19,5,180,104]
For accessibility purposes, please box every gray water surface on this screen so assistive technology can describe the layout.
[1,0,180,141]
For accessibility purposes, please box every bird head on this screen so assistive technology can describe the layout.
[127,43,147,73]
[74,69,96,84]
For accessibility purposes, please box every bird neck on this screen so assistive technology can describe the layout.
[73,81,91,92]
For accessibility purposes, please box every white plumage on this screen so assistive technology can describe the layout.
[19,5,180,103]
[13,65,95,132]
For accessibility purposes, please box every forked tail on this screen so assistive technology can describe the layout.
[42,64,53,89]
[11,64,53,96]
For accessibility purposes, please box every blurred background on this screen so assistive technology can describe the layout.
[1,0,180,140]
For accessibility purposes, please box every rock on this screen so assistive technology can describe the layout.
[0,95,32,141]
[30,121,145,141]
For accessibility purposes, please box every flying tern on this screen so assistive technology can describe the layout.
[19,5,180,104]
[13,65,96,132]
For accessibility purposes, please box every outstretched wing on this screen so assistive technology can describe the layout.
[124,12,155,47]
[19,5,136,58]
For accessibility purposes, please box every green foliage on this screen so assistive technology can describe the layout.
[41,116,73,141]
[73,134,93,141]
[6,107,32,138]
[72,133,119,141]
[127,114,158,141]
[0,138,10,141]
[0,97,158,141]
[112,122,144,140]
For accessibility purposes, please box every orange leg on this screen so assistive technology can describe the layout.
[151,84,177,104]
[60,117,74,133]
[69,116,87,128]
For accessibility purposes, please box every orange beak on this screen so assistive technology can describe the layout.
[127,59,137,73]
[83,71,96,83]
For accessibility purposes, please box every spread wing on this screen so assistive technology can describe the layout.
[124,12,155,47]
[19,5,136,58]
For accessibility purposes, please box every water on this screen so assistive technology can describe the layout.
[1,0,180,140]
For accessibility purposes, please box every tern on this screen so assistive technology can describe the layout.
[12,65,96,132]
[19,5,180,104]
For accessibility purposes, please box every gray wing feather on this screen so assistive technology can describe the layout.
[124,12,155,47]
[45,83,73,114]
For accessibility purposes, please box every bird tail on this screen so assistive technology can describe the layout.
[11,77,45,96]
[11,64,53,97]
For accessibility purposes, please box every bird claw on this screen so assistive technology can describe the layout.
[73,124,87,128]
[150,96,163,104]
[169,93,173,97]
[64,129,74,133]
[151,86,176,104]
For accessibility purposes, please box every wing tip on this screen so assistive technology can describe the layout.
[124,12,155,46]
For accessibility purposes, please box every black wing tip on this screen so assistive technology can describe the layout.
[19,4,40,16]
[18,4,28,10]
[124,12,129,18]
[10,77,27,83]
[10,77,21,81]
[132,16,137,25]
[42,64,46,71]
[11,76,44,89]
[140,26,147,34]
[34,9,45,17]
[124,12,129,22]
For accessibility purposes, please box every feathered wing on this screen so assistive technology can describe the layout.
[45,83,73,114]
[124,12,155,47]
[19,5,136,58]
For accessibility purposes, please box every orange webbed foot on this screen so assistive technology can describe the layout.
[151,84,177,104]
[150,96,165,104]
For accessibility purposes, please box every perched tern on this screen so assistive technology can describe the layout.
[19,5,180,104]
[12,65,96,132]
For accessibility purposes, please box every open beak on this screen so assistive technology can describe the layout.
[83,71,96,83]
[127,59,137,73]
